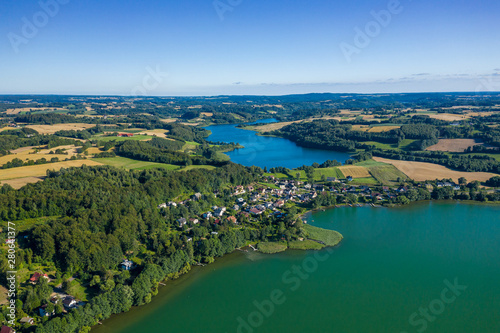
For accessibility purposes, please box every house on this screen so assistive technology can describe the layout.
[234,186,246,195]
[274,200,285,208]
[157,203,167,209]
[20,317,34,325]
[211,231,219,235]
[453,185,461,191]
[249,208,263,215]
[326,177,337,182]
[39,304,54,317]
[346,176,353,182]
[62,296,77,309]
[314,185,324,192]
[29,272,48,283]
[227,216,237,224]
[189,218,199,225]
[120,259,134,271]
[177,218,187,227]
[397,186,408,193]
[168,202,177,207]
[118,133,134,137]
[0,326,15,333]
[214,207,226,217]
[191,193,202,201]
[203,212,212,219]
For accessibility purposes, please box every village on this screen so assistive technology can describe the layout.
[157,174,468,231]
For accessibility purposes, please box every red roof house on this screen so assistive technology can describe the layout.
[29,272,48,283]
[1,325,15,333]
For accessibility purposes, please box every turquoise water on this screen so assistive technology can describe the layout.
[93,202,500,333]
[205,119,351,169]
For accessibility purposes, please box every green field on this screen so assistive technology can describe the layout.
[303,224,343,247]
[314,167,344,180]
[182,141,200,152]
[180,165,217,171]
[93,156,179,170]
[368,164,409,185]
[257,241,288,254]
[360,139,416,151]
[288,239,325,250]
[349,177,379,185]
[355,159,387,167]
[92,135,153,142]
[265,167,344,181]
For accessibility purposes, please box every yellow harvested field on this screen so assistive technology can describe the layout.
[5,107,66,114]
[253,121,296,132]
[337,166,371,178]
[160,118,177,123]
[426,139,481,153]
[26,123,96,134]
[367,126,401,133]
[352,125,400,133]
[10,146,37,154]
[426,114,470,121]
[0,145,79,166]
[373,157,498,183]
[200,112,213,117]
[0,177,44,189]
[0,127,16,132]
[0,160,103,181]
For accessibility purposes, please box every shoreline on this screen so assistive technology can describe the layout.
[91,199,497,332]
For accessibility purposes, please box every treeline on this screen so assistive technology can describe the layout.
[0,164,308,332]
[274,120,401,152]
[14,114,88,125]
[53,126,104,140]
[115,140,219,166]
[372,149,500,173]
[1,157,63,169]
[0,130,79,156]
[162,123,209,143]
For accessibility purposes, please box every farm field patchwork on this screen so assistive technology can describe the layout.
[25,123,96,134]
[0,160,104,181]
[93,156,179,170]
[373,157,499,182]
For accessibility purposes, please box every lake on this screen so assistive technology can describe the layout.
[205,119,351,169]
[93,202,500,333]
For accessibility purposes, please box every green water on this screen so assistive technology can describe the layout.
[93,202,500,333]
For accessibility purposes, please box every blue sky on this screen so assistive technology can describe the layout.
[1,0,499,96]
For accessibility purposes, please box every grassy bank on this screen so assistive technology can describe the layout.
[303,224,343,247]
